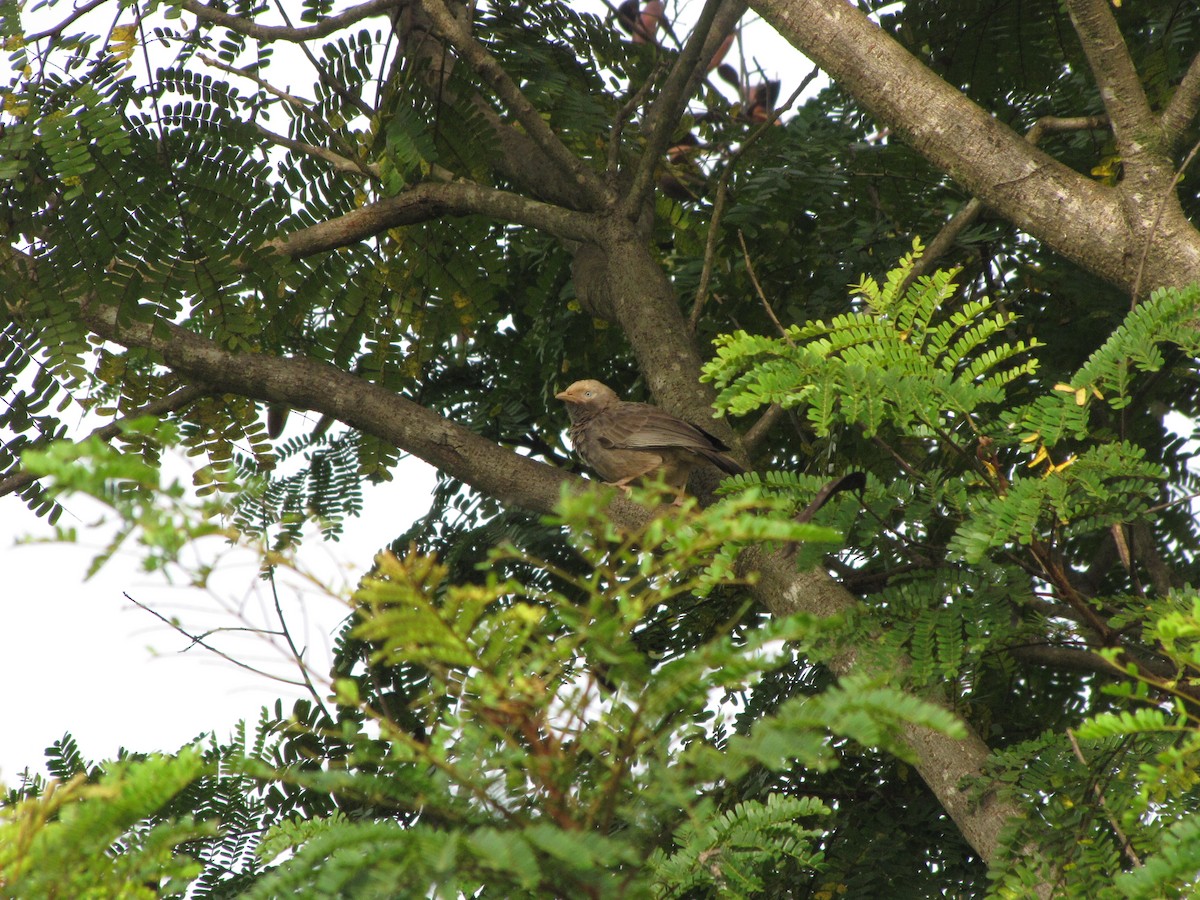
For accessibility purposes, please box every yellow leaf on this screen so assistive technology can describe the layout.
[1048,454,1076,474]
[109,24,138,61]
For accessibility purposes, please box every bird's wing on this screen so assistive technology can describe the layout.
[595,404,730,453]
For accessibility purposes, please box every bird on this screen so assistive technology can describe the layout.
[555,379,744,504]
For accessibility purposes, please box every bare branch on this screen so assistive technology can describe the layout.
[124,592,309,687]
[181,0,401,43]
[262,182,599,259]
[268,571,335,718]
[738,230,791,341]
[0,385,209,500]
[688,176,729,333]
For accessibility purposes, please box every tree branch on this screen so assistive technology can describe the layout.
[79,296,636,521]
[1062,0,1162,176]
[25,0,110,43]
[1007,643,1124,678]
[741,404,783,452]
[903,115,1110,289]
[251,122,380,180]
[180,0,401,43]
[262,182,600,259]
[417,0,610,210]
[750,0,1200,293]
[1161,51,1200,150]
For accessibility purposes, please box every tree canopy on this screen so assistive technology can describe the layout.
[3,0,1200,896]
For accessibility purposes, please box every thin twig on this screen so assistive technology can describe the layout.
[124,592,309,687]
[737,230,791,342]
[198,51,372,176]
[252,122,380,180]
[25,0,110,43]
[608,60,670,178]
[687,178,730,332]
[1066,728,1143,868]
[197,53,312,110]
[1143,489,1200,516]
[268,569,334,718]
[689,67,818,333]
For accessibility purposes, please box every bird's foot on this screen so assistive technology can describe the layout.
[603,480,636,497]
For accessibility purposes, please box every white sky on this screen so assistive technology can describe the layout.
[0,2,813,783]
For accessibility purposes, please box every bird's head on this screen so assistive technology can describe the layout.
[554,379,618,409]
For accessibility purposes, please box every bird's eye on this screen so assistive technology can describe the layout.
[584,390,593,398]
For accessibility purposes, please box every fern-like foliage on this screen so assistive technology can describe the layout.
[705,253,1200,893]
[704,248,1198,576]
[707,240,1042,438]
[166,485,961,896]
[0,748,211,897]
[650,794,830,897]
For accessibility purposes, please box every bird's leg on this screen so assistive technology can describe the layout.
[605,481,636,497]
[604,458,664,496]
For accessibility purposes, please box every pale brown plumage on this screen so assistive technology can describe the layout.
[555,379,743,503]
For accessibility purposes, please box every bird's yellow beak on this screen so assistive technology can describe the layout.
[554,389,570,401]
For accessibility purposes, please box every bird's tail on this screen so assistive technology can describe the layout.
[702,449,745,476]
